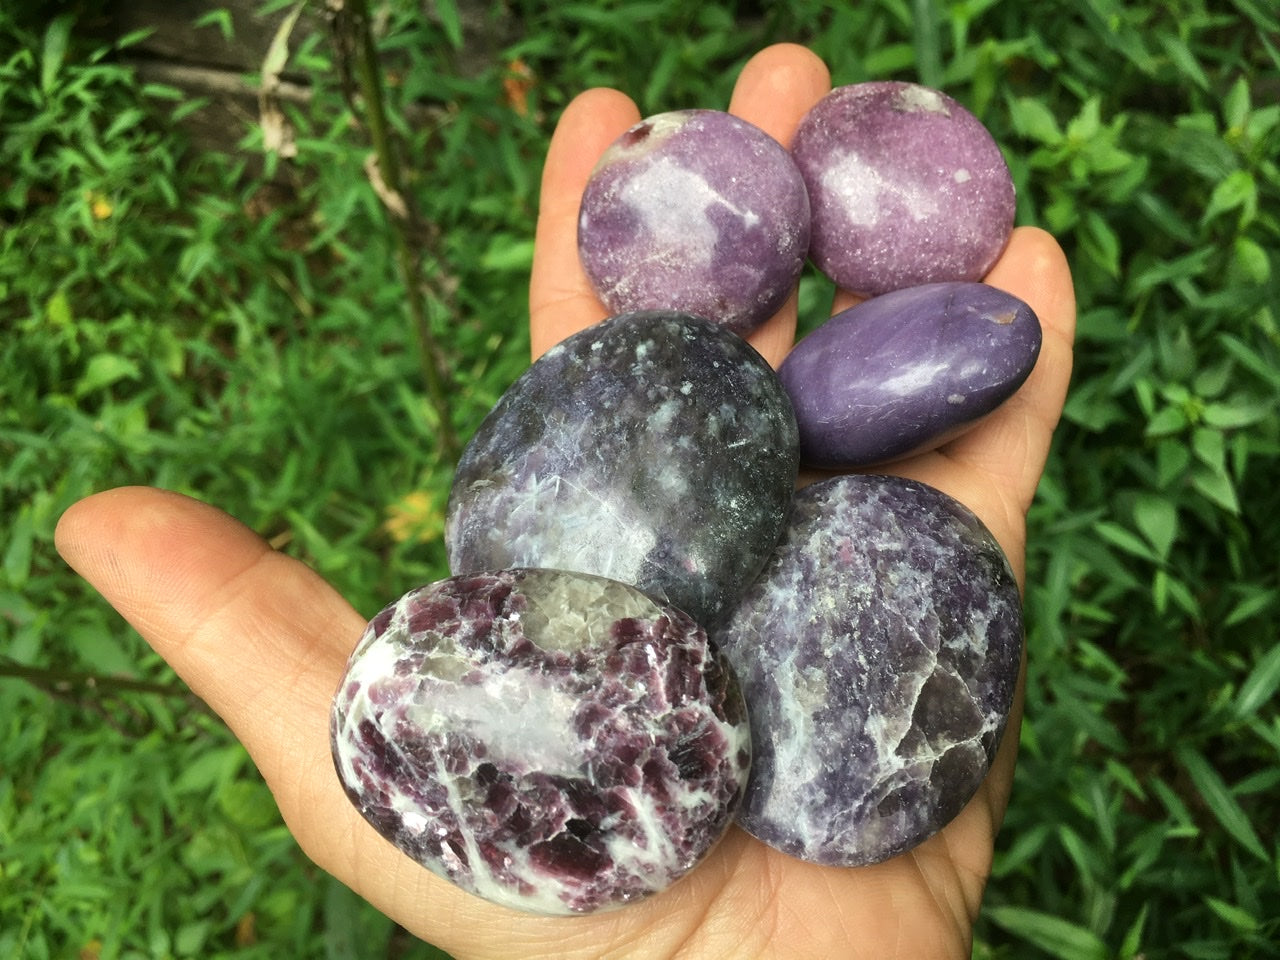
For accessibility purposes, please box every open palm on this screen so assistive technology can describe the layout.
[57,44,1075,960]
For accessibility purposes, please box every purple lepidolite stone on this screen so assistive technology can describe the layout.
[791,81,1016,297]
[331,568,751,915]
[445,310,799,628]
[578,109,810,336]
[713,474,1022,866]
[778,282,1042,468]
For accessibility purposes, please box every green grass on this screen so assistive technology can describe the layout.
[2,0,1278,958]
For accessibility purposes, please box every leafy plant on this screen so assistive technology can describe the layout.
[4,1,1279,958]
[0,7,468,956]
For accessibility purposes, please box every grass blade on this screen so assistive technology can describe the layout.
[432,0,465,49]
[40,14,74,94]
[986,906,1108,960]
[911,0,943,89]
[1176,746,1270,862]
[1235,642,1280,718]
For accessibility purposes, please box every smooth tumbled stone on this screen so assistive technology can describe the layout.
[778,281,1042,468]
[446,310,800,627]
[331,568,751,915]
[713,474,1022,866]
[578,109,811,336]
[791,81,1016,297]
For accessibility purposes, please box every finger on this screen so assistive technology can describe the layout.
[52,489,370,823]
[873,227,1073,588]
[728,43,831,368]
[52,489,492,946]
[531,47,831,368]
[727,43,831,147]
[937,226,1077,514]
[830,288,864,315]
[980,225,1078,471]
[52,487,737,958]
[53,487,361,732]
[856,233,1072,915]
[529,87,640,359]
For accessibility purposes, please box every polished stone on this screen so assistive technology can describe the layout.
[713,474,1023,866]
[791,81,1016,297]
[778,282,1042,468]
[445,310,799,627]
[578,109,810,336]
[331,568,751,915]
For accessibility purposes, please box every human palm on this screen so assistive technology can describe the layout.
[57,44,1075,960]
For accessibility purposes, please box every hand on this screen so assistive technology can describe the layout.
[56,43,1075,960]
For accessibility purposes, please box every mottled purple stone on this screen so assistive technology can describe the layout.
[791,82,1016,297]
[578,109,811,336]
[713,474,1022,867]
[778,282,1042,468]
[331,568,751,915]
[445,310,799,628]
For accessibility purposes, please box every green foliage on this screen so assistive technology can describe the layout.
[0,701,323,959]
[3,1,1279,958]
[0,5,498,957]
[977,6,1280,958]
[905,3,1280,958]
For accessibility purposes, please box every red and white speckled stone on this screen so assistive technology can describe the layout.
[791,82,1016,297]
[331,569,751,915]
[578,109,810,336]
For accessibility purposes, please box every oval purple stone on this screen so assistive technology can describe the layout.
[778,282,1041,468]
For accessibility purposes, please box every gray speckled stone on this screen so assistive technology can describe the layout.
[331,568,751,915]
[712,474,1022,866]
[445,311,800,627]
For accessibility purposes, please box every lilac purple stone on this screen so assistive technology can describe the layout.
[578,110,811,336]
[791,81,1016,297]
[331,568,751,915]
[778,281,1042,468]
[445,310,799,628]
[712,474,1022,867]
